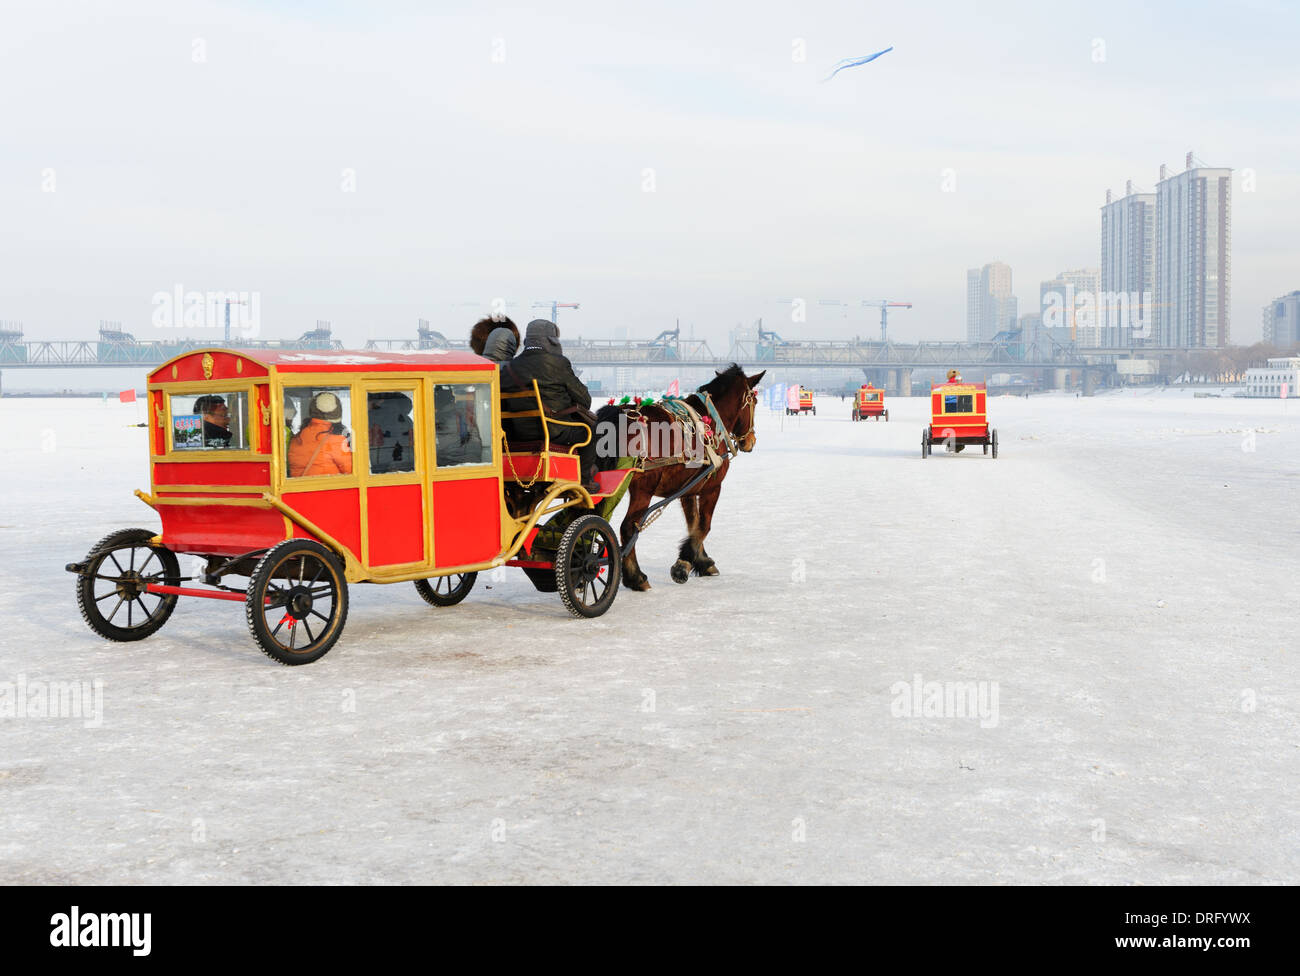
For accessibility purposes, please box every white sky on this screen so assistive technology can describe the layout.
[2,0,1297,349]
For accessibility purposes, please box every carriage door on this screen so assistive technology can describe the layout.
[430,380,500,569]
[363,383,427,570]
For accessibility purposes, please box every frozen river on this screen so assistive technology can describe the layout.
[1,389,1296,883]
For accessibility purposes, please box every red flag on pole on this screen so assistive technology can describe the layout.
[119,389,137,403]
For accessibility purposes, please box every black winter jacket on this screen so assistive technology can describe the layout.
[500,350,592,440]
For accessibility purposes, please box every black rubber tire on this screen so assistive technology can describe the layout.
[414,572,476,607]
[921,430,930,458]
[246,539,348,665]
[991,429,999,459]
[555,513,621,618]
[75,528,180,642]
[884,410,889,422]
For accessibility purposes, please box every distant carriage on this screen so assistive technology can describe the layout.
[66,347,635,665]
[786,386,816,416]
[851,384,887,422]
[921,381,997,458]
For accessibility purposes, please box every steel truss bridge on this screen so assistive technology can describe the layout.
[1,324,1188,393]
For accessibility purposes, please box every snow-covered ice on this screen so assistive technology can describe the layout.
[1,389,1296,884]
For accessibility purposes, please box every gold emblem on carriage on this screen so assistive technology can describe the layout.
[155,403,164,428]
[260,403,271,426]
[202,353,214,379]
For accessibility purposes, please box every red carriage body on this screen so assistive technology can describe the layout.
[921,381,998,458]
[68,347,632,664]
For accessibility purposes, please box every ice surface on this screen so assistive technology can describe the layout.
[1,390,1297,884]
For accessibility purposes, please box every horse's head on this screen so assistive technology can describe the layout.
[699,365,765,453]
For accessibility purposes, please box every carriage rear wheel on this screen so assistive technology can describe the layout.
[991,428,999,459]
[75,528,180,642]
[921,430,930,458]
[555,514,621,618]
[246,540,348,665]
[414,572,477,607]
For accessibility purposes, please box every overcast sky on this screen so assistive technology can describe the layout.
[2,0,1297,350]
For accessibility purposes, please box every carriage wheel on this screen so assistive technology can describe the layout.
[414,572,477,607]
[246,540,348,665]
[991,429,999,459]
[921,430,930,458]
[555,514,620,618]
[884,410,889,422]
[75,528,180,642]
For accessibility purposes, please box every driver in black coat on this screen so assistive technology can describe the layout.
[499,319,599,492]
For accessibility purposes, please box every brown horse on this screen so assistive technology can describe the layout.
[594,364,764,590]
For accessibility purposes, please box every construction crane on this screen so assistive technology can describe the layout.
[532,301,580,324]
[862,300,913,342]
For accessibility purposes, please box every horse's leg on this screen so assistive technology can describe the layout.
[691,482,723,576]
[619,480,654,591]
[671,493,700,584]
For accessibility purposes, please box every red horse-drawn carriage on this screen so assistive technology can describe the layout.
[851,384,887,421]
[921,378,997,458]
[66,348,636,665]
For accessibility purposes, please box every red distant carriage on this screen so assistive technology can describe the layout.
[66,347,636,665]
[851,384,887,421]
[921,380,997,458]
[786,386,815,416]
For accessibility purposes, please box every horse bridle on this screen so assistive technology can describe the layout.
[702,385,759,458]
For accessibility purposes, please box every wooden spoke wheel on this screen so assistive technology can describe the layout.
[414,572,477,607]
[75,528,180,642]
[991,428,999,459]
[921,430,930,458]
[555,514,620,618]
[246,540,348,665]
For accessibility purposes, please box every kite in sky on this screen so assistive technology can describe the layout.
[823,46,894,82]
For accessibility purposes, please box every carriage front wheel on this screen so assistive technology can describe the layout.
[921,430,930,458]
[414,572,477,607]
[555,513,621,618]
[75,528,180,642]
[246,539,349,665]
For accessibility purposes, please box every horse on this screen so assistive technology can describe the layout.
[594,364,764,590]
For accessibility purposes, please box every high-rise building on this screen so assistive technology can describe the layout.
[1263,291,1300,349]
[1154,152,1232,347]
[966,262,1017,342]
[1100,181,1155,347]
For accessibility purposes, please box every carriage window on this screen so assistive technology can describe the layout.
[943,394,974,413]
[170,391,249,451]
[367,390,417,474]
[284,386,354,478]
[433,383,491,467]
[864,393,880,402]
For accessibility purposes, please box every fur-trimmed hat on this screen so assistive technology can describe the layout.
[310,391,343,421]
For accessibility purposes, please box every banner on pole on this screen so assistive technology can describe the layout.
[119,389,137,403]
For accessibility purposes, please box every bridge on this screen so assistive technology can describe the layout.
[0,322,1184,394]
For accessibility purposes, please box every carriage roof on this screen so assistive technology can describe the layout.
[148,347,494,384]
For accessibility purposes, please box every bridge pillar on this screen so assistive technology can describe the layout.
[1053,368,1068,390]
[1082,369,1097,397]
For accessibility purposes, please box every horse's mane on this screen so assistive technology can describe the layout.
[469,316,519,356]
[697,363,747,398]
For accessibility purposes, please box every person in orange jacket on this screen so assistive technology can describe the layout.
[288,392,353,477]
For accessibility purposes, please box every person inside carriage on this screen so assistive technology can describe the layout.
[498,319,600,493]
[194,394,232,447]
[288,392,354,477]
[433,385,484,465]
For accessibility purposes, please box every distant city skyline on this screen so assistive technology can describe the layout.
[2,1,1297,351]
